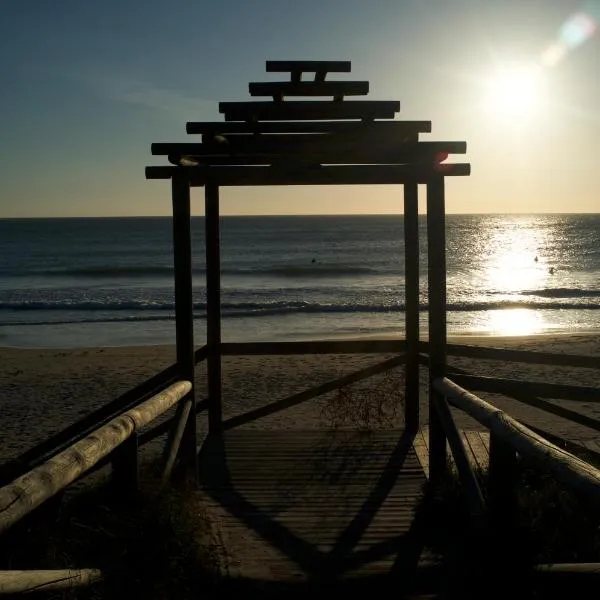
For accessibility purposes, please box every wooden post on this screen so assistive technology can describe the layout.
[168,174,198,485]
[205,180,223,433]
[403,181,420,433]
[426,176,447,482]
[488,432,519,527]
[112,432,139,495]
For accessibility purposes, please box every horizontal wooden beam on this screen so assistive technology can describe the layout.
[434,377,600,501]
[198,132,420,148]
[249,81,369,97]
[266,60,351,73]
[168,155,272,166]
[436,342,600,370]
[0,381,191,534]
[220,100,400,121]
[145,163,471,185]
[222,354,406,430]
[220,339,407,355]
[0,569,102,594]
[153,142,466,167]
[450,373,600,403]
[186,120,432,135]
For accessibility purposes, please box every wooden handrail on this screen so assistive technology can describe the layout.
[0,347,207,486]
[222,354,406,430]
[0,363,179,485]
[449,373,600,403]
[433,377,600,500]
[0,569,102,594]
[419,342,600,370]
[452,373,600,432]
[220,339,406,355]
[0,381,191,534]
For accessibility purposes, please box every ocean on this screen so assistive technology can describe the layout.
[1,214,599,348]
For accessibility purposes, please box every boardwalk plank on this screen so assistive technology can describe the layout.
[416,427,490,478]
[198,429,432,585]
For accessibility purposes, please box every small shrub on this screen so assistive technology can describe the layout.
[320,367,405,430]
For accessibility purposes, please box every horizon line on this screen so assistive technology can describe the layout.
[2,211,600,220]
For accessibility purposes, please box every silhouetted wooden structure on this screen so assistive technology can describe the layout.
[147,57,468,456]
[150,59,471,584]
[3,60,600,594]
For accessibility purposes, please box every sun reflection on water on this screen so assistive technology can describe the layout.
[466,218,558,336]
[483,308,545,336]
[482,222,551,293]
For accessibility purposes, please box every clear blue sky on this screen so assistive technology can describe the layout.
[1,0,598,217]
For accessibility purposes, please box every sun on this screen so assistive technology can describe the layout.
[482,64,545,120]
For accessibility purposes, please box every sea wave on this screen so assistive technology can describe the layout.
[519,288,600,299]
[20,263,382,279]
[47,266,183,277]
[1,298,600,327]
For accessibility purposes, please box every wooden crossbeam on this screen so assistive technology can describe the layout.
[219,100,400,121]
[153,140,465,156]
[186,120,432,135]
[266,60,351,73]
[168,155,272,166]
[249,81,369,97]
[145,163,471,185]
[200,131,420,146]
[156,141,466,167]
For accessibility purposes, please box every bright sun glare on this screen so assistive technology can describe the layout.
[483,64,545,120]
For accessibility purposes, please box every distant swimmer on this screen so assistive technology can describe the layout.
[311,258,317,264]
[549,267,555,275]
[534,256,538,263]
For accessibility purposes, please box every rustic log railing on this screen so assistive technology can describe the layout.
[431,377,600,520]
[419,346,600,468]
[0,569,103,595]
[0,380,191,535]
[0,346,208,487]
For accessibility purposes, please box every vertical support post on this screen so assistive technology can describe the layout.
[403,181,420,433]
[205,181,223,433]
[168,174,198,486]
[426,176,447,483]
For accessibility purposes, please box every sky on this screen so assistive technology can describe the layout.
[1,0,599,217]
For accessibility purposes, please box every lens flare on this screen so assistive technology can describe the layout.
[541,3,599,67]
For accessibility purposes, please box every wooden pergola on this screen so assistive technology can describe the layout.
[146,60,470,480]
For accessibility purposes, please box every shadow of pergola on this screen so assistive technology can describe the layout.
[198,427,432,590]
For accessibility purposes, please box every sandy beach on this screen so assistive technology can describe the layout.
[1,333,599,465]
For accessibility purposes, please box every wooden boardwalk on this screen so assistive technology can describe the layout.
[414,427,491,478]
[198,429,435,589]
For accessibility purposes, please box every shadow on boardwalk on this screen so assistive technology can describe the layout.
[198,429,437,595]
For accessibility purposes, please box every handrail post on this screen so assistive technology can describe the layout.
[168,174,198,486]
[205,180,223,434]
[403,180,419,433]
[427,176,447,482]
